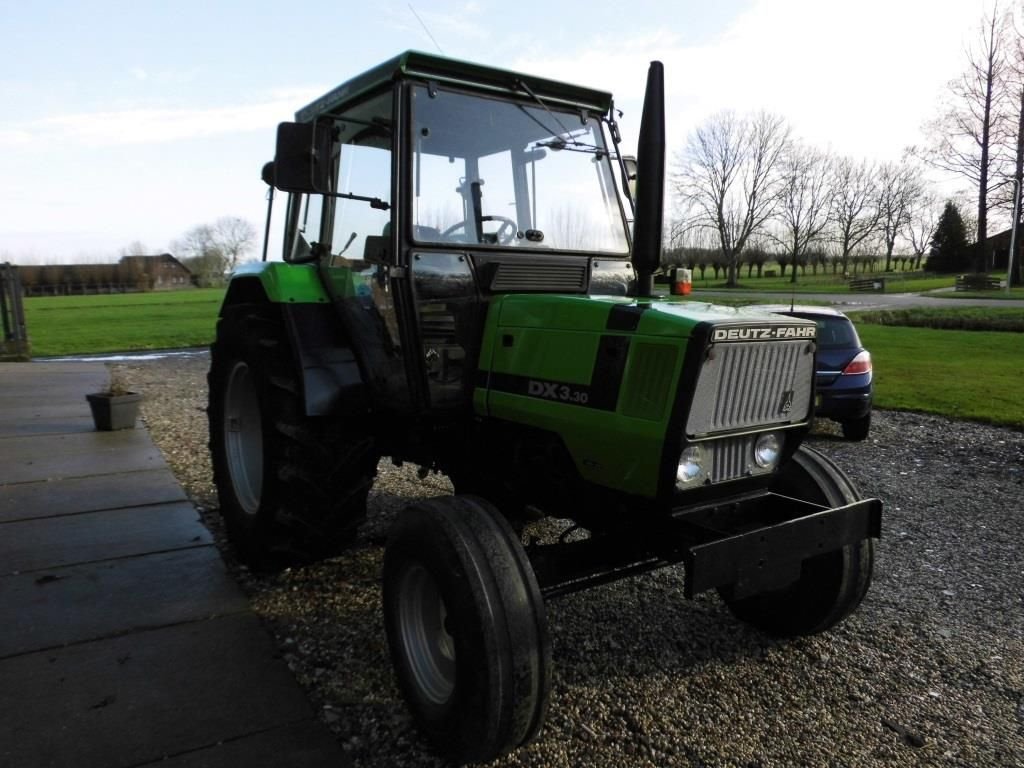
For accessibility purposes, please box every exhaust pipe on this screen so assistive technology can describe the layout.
[632,61,665,299]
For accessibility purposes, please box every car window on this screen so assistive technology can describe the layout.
[814,317,859,349]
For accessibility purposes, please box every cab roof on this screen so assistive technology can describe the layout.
[295,50,614,122]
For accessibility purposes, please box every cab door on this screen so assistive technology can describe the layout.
[409,250,483,410]
[306,90,416,411]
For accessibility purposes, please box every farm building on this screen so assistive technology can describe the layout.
[17,254,195,296]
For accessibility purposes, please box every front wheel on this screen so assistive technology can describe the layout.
[383,495,551,763]
[718,446,875,637]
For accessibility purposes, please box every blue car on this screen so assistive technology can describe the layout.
[752,305,873,440]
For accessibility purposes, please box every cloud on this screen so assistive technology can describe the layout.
[0,129,34,147]
[0,87,324,149]
[507,0,987,162]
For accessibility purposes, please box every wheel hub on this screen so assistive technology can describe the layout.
[397,563,456,705]
[223,361,263,516]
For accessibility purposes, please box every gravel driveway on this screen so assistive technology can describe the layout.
[116,352,1024,767]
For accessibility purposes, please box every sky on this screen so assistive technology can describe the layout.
[0,0,993,263]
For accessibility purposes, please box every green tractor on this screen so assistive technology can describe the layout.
[208,51,881,763]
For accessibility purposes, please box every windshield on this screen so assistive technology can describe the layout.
[410,86,629,254]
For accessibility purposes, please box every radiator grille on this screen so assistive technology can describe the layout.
[686,339,814,436]
[707,435,774,484]
[490,262,588,292]
[710,437,748,483]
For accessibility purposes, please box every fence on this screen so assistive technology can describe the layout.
[955,274,1002,291]
[1,263,30,361]
[848,277,885,293]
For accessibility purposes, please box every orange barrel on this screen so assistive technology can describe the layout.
[672,267,692,295]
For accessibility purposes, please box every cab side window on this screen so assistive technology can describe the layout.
[329,141,391,262]
[286,92,393,264]
[327,93,393,263]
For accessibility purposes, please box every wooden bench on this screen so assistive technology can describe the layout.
[955,274,1002,291]
[848,277,885,292]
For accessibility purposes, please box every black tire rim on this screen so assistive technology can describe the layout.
[223,361,263,516]
[396,562,456,705]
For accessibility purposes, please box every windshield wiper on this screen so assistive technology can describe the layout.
[514,78,606,155]
[535,136,606,157]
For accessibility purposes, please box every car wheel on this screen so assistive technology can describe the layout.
[841,413,871,441]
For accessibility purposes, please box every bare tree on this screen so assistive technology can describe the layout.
[213,216,257,271]
[921,6,1009,271]
[673,111,791,287]
[175,224,225,286]
[174,217,257,286]
[741,236,772,278]
[775,144,833,283]
[877,160,925,272]
[829,157,883,276]
[118,240,150,257]
[666,222,719,278]
[906,191,941,269]
[1001,6,1024,284]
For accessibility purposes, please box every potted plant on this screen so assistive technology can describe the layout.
[86,372,142,431]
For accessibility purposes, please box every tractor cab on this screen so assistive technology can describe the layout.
[260,51,641,418]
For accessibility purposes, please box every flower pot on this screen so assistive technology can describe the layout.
[86,392,143,431]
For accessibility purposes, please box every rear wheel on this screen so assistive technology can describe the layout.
[841,413,871,441]
[718,445,875,637]
[383,495,551,763]
[208,303,378,569]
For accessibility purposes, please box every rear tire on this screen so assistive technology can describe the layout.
[718,445,875,637]
[208,303,378,569]
[841,412,871,441]
[383,495,551,763]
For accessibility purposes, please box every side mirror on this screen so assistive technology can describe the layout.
[269,121,333,193]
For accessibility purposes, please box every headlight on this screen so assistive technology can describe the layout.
[676,445,705,487]
[753,432,782,469]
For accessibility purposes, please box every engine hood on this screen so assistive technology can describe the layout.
[492,295,817,341]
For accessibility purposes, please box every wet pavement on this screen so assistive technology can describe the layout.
[0,362,348,768]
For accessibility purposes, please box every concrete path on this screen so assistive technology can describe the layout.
[0,362,349,768]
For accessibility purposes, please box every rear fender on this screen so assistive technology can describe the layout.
[221,274,366,416]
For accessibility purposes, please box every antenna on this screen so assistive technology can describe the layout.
[409,4,445,54]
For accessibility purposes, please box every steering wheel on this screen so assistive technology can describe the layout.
[441,216,518,245]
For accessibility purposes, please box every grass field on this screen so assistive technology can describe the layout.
[20,287,1024,429]
[25,288,225,357]
[854,322,1023,429]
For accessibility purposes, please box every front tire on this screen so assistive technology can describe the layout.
[383,495,551,763]
[718,445,875,637]
[208,303,378,569]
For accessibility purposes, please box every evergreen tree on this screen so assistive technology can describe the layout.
[926,201,972,273]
